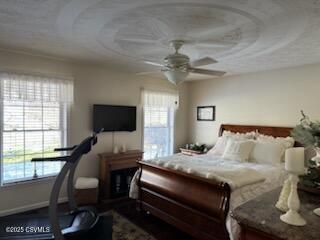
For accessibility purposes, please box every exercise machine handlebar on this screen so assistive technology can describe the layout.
[54,145,78,152]
[31,156,71,162]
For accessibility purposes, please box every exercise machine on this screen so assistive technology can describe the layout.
[0,130,111,240]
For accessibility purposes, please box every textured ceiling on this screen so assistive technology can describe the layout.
[0,0,320,80]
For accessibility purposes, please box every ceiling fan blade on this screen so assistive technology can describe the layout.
[189,68,226,77]
[144,61,164,67]
[189,57,217,67]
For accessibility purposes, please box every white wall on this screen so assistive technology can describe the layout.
[188,64,320,145]
[2,49,320,215]
[0,51,189,214]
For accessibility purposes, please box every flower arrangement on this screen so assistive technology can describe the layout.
[291,111,320,148]
[292,111,320,189]
[186,143,207,152]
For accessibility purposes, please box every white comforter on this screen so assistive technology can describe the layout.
[141,154,267,188]
[129,154,286,240]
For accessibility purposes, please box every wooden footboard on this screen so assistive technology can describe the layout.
[137,161,231,240]
[136,124,296,240]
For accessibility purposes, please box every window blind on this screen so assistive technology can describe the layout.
[0,72,73,103]
[142,90,176,160]
[0,72,73,184]
[142,89,179,109]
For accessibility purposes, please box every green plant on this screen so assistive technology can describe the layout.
[189,143,206,152]
[300,160,320,188]
[292,111,320,188]
[291,111,320,148]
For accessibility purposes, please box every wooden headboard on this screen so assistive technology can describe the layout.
[219,124,293,138]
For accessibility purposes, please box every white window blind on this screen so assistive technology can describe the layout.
[142,90,178,160]
[142,89,179,109]
[0,72,73,184]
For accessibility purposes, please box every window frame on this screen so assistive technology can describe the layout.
[142,105,175,160]
[0,100,69,186]
[0,99,3,185]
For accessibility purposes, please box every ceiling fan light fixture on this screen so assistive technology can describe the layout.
[163,69,188,85]
[142,39,225,85]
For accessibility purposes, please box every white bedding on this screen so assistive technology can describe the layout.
[227,160,286,239]
[129,154,286,240]
[141,154,266,188]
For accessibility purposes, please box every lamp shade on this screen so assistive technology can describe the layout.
[164,69,188,85]
[285,147,305,174]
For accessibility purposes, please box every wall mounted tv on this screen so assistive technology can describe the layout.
[93,105,136,132]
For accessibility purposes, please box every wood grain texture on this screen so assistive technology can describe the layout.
[137,162,230,240]
[219,124,293,138]
[220,124,300,146]
[137,124,295,240]
[99,150,143,200]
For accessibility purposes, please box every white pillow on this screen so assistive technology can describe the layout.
[207,136,228,156]
[250,141,284,166]
[222,139,255,162]
[257,134,295,149]
[208,132,255,156]
[257,134,295,161]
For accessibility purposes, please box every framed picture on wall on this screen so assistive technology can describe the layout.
[197,106,215,121]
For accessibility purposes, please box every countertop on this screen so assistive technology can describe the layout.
[232,188,320,240]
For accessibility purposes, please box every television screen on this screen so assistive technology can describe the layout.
[93,105,136,132]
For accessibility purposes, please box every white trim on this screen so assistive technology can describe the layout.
[170,108,176,154]
[0,99,3,184]
[142,106,175,160]
[141,106,145,156]
[0,102,69,185]
[0,175,57,190]
[0,197,68,217]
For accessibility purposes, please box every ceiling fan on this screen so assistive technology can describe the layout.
[138,40,226,84]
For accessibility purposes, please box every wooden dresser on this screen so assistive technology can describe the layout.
[99,150,143,201]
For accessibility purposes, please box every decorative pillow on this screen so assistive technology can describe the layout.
[207,136,228,156]
[222,139,255,162]
[223,130,256,139]
[250,141,285,166]
[257,134,295,149]
[257,134,295,161]
[207,131,255,156]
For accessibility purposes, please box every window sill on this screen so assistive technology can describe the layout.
[0,175,58,191]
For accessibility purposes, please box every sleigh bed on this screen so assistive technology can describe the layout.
[136,124,294,240]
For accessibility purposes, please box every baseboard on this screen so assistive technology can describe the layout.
[0,197,68,217]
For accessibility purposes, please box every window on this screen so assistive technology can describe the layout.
[143,106,174,159]
[142,90,178,160]
[0,72,73,184]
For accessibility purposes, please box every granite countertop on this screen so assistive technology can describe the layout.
[232,188,320,240]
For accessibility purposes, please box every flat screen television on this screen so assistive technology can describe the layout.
[93,105,136,132]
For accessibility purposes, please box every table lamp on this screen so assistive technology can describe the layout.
[280,147,307,226]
